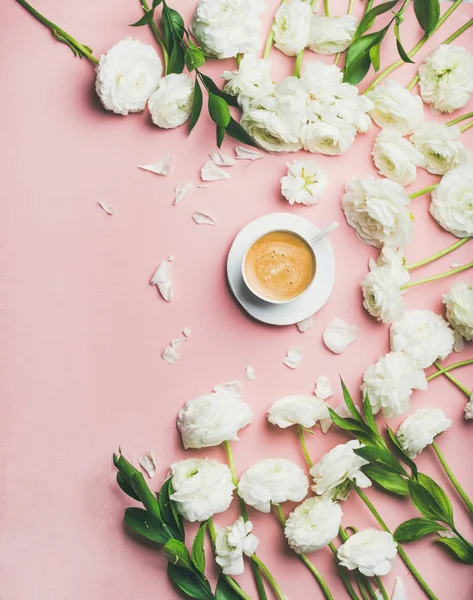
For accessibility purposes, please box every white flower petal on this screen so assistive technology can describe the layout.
[438,530,456,539]
[139,452,156,478]
[450,262,461,268]
[320,399,352,434]
[453,331,465,353]
[168,255,174,261]
[201,160,232,181]
[210,151,235,166]
[214,380,243,398]
[183,327,192,338]
[323,318,358,354]
[98,200,114,215]
[193,211,217,226]
[315,376,334,400]
[235,146,263,160]
[174,182,193,205]
[392,577,406,600]
[297,315,314,333]
[162,345,178,364]
[150,261,173,302]
[139,155,172,175]
[284,346,303,369]
[245,365,256,380]
[171,337,187,350]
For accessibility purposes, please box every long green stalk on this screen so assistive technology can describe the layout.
[409,184,437,199]
[400,263,473,290]
[405,238,471,270]
[139,0,169,74]
[427,359,473,381]
[447,111,473,127]
[432,360,471,398]
[328,542,361,600]
[432,442,473,516]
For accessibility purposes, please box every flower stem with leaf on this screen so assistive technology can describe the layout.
[138,0,169,73]
[431,441,473,516]
[400,263,473,290]
[405,238,471,270]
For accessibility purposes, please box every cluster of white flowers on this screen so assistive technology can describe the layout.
[396,407,452,458]
[224,57,373,154]
[267,394,329,429]
[281,160,328,205]
[215,517,259,575]
[337,529,398,577]
[419,45,473,113]
[430,166,473,238]
[191,0,265,59]
[272,1,357,57]
[443,282,473,342]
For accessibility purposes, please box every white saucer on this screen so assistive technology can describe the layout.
[227,213,336,326]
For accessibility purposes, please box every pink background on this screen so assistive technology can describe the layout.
[1,1,472,598]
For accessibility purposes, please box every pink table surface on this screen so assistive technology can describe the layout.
[1,1,472,598]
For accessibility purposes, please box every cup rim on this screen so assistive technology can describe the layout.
[241,228,317,305]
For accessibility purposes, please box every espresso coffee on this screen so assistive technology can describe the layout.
[244,231,316,302]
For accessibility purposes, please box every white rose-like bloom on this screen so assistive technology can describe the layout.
[362,248,410,324]
[411,122,470,175]
[465,397,473,421]
[330,84,374,134]
[302,119,356,156]
[177,381,253,449]
[337,529,398,577]
[443,282,473,341]
[272,0,312,57]
[390,310,455,369]
[367,80,424,135]
[191,0,265,59]
[267,394,330,429]
[148,74,193,129]
[222,54,274,112]
[361,352,427,418]
[241,109,302,153]
[281,160,328,205]
[430,166,473,238]
[284,497,343,554]
[310,440,371,500]
[342,176,413,248]
[170,458,235,522]
[309,15,358,55]
[95,38,163,115]
[372,129,424,186]
[396,408,452,459]
[238,459,309,513]
[419,45,473,113]
[215,517,259,575]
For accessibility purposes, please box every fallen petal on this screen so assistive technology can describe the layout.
[315,375,333,400]
[450,262,461,268]
[320,399,351,434]
[98,200,114,215]
[174,182,193,205]
[201,160,231,181]
[162,345,178,364]
[138,155,172,175]
[392,577,406,600]
[183,327,192,338]
[214,380,242,398]
[323,318,358,354]
[150,261,173,302]
[235,146,263,161]
[296,315,313,333]
[171,337,187,350]
[193,211,217,226]
[245,365,256,381]
[168,255,174,262]
[210,151,235,167]
[198,184,209,189]
[139,452,156,478]
[284,347,303,369]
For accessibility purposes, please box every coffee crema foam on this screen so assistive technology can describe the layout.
[244,231,316,302]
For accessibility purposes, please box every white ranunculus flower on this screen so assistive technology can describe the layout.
[222,54,274,112]
[170,458,235,522]
[396,408,452,459]
[238,459,309,513]
[215,517,259,575]
[284,496,343,554]
[272,0,312,56]
[177,381,253,449]
[367,80,424,135]
[443,282,473,341]
[301,119,356,156]
[337,529,398,577]
[267,394,330,429]
[390,310,455,369]
[280,160,328,205]
[361,352,427,418]
[362,248,410,324]
[309,14,358,55]
[342,176,413,248]
[310,440,371,500]
[430,166,473,238]
[372,128,424,186]
[148,74,194,129]
[418,45,473,113]
[241,109,302,153]
[410,122,470,175]
[465,396,473,421]
[330,84,374,133]
[95,38,163,115]
[191,0,265,59]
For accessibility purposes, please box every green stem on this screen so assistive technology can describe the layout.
[236,53,243,66]
[275,505,335,600]
[298,426,313,468]
[140,0,169,74]
[251,555,286,600]
[405,237,471,270]
[363,0,462,93]
[460,120,473,134]
[433,360,471,398]
[360,576,379,600]
[427,359,473,381]
[354,573,371,600]
[447,111,473,127]
[432,442,473,516]
[374,576,390,600]
[294,50,304,77]
[400,262,473,290]
[328,542,361,600]
[408,184,437,199]
[324,0,330,16]
[223,442,268,600]
[334,0,355,65]
[262,0,287,59]
[15,0,98,64]
[354,486,439,600]
[207,519,254,600]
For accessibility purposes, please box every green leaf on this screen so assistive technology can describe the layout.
[435,537,473,564]
[414,0,440,37]
[340,379,364,423]
[159,479,185,541]
[152,0,162,6]
[164,539,193,569]
[189,78,203,134]
[216,575,243,599]
[124,507,169,544]
[394,518,446,542]
[408,476,454,525]
[417,473,454,526]
[130,10,156,27]
[343,52,372,85]
[225,117,259,148]
[208,94,231,127]
[162,4,185,49]
[386,425,418,478]
[345,29,385,70]
[116,472,140,501]
[199,73,240,108]
[355,0,399,38]
[354,446,407,476]
[216,125,225,148]
[191,523,207,574]
[129,472,162,520]
[364,465,410,496]
[362,394,378,433]
[327,409,367,434]
[167,563,214,600]
[394,23,414,63]
[369,43,381,71]
[168,41,185,74]
[185,47,206,72]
